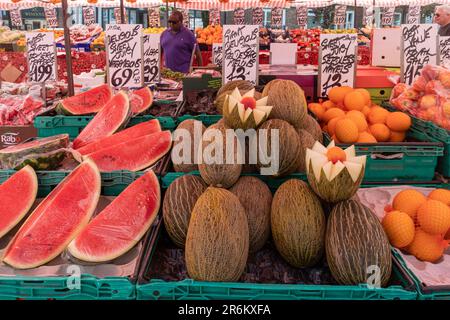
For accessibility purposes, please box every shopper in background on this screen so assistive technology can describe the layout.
[160,11,203,73]
[435,5,450,36]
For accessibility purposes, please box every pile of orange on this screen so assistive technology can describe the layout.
[308,86,412,144]
[382,188,450,263]
[196,25,222,45]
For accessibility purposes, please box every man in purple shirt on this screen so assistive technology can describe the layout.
[161,11,202,73]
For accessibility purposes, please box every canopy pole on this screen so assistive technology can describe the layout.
[166,1,169,27]
[62,0,74,96]
[120,0,125,23]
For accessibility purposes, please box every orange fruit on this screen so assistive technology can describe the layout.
[346,114,368,132]
[357,131,377,143]
[346,110,365,120]
[392,189,427,220]
[335,118,359,144]
[382,210,415,248]
[369,123,390,142]
[308,103,325,121]
[328,86,353,106]
[368,107,389,124]
[327,146,347,163]
[386,112,412,131]
[331,134,340,143]
[322,100,336,110]
[417,199,450,235]
[323,108,345,123]
[327,116,344,136]
[343,91,365,111]
[428,189,450,206]
[389,130,406,142]
[406,229,448,262]
[354,88,371,105]
[362,105,371,117]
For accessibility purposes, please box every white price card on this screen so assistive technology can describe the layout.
[401,24,438,85]
[26,32,57,83]
[223,25,259,86]
[106,24,144,88]
[212,43,223,66]
[143,33,160,84]
[318,33,357,97]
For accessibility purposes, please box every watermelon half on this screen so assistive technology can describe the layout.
[57,84,113,115]
[0,134,69,170]
[130,87,153,115]
[76,119,161,156]
[0,166,37,239]
[73,91,131,150]
[68,170,160,262]
[3,160,101,269]
[84,130,172,172]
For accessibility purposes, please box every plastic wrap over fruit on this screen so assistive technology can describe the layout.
[0,94,48,126]
[0,148,72,170]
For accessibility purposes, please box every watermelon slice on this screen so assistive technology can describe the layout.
[68,170,160,262]
[73,91,131,150]
[84,130,172,172]
[0,166,37,239]
[130,87,153,115]
[57,84,113,115]
[0,134,69,170]
[3,160,101,269]
[76,119,161,156]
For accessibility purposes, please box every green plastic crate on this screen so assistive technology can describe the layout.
[34,115,177,139]
[323,131,443,182]
[392,250,450,300]
[176,114,222,127]
[0,170,147,197]
[136,216,417,300]
[0,275,134,300]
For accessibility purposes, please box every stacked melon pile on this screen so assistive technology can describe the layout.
[382,188,450,263]
[308,86,412,143]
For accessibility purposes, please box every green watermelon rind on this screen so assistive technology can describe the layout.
[0,166,38,239]
[0,134,69,170]
[2,160,101,269]
[67,170,160,263]
[56,84,113,116]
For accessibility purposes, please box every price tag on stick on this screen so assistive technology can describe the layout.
[296,6,308,29]
[407,6,421,24]
[440,36,450,67]
[83,7,95,26]
[271,7,283,29]
[223,25,259,86]
[106,24,144,88]
[10,9,23,28]
[210,9,221,26]
[212,43,223,66]
[381,7,395,27]
[401,24,438,85]
[318,33,357,98]
[334,5,347,28]
[143,34,161,84]
[148,7,160,28]
[234,8,245,25]
[26,32,57,83]
[252,7,263,26]
[44,7,58,28]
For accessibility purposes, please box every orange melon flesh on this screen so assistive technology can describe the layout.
[85,130,172,172]
[73,92,130,149]
[68,170,160,262]
[76,119,161,156]
[0,166,37,239]
[3,161,101,269]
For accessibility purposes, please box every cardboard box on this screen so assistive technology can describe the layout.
[0,126,37,149]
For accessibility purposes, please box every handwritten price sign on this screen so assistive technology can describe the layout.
[26,32,57,83]
[210,9,221,26]
[381,7,395,27]
[223,25,259,85]
[296,6,308,29]
[234,8,245,25]
[44,8,58,28]
[401,24,438,85]
[213,43,223,66]
[148,7,160,28]
[10,9,22,28]
[271,7,283,29]
[83,7,95,26]
[318,33,357,97]
[334,5,346,27]
[407,6,421,24]
[143,34,160,84]
[106,24,143,88]
[252,7,263,26]
[440,36,450,67]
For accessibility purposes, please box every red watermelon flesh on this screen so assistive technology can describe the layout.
[77,119,161,156]
[57,84,113,115]
[0,166,37,239]
[3,160,101,269]
[68,170,160,262]
[73,91,130,150]
[85,130,172,172]
[130,87,153,115]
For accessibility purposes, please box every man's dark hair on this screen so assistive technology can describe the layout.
[171,10,183,22]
